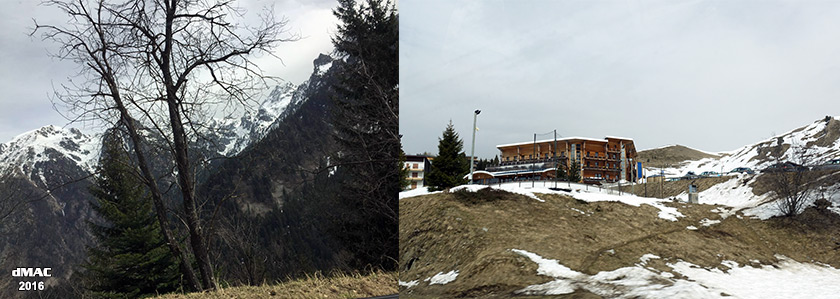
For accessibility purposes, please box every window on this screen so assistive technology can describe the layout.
[413,163,418,169]
[595,162,599,167]
[412,172,418,178]
[411,182,417,189]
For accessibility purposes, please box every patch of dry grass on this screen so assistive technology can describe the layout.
[400,189,840,298]
[637,145,720,168]
[154,270,397,299]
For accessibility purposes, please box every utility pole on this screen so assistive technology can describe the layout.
[553,130,558,189]
[469,110,481,184]
[660,168,664,199]
[532,133,536,188]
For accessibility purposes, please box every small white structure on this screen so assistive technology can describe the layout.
[688,183,699,204]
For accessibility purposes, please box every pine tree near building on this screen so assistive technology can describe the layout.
[568,161,582,183]
[400,147,410,190]
[556,161,568,181]
[427,121,469,191]
[82,132,180,298]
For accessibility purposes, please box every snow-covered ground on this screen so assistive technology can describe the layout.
[400,176,840,221]
[513,249,840,299]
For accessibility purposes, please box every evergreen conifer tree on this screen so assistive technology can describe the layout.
[427,121,469,191]
[568,161,582,183]
[399,147,410,190]
[330,0,399,270]
[83,132,180,298]
[556,161,568,181]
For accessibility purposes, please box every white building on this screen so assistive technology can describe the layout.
[404,155,432,190]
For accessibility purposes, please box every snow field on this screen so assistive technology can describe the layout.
[513,249,840,298]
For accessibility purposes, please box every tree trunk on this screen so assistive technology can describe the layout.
[160,0,216,289]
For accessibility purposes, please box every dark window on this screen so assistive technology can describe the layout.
[412,172,418,178]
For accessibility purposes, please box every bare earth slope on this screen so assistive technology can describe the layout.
[399,188,840,298]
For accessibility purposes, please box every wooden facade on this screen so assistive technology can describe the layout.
[492,136,637,184]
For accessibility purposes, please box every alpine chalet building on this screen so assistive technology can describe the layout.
[473,136,637,184]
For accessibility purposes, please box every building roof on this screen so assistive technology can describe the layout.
[496,136,633,148]
[463,168,554,179]
[405,155,432,162]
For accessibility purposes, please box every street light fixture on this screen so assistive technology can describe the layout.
[469,110,481,184]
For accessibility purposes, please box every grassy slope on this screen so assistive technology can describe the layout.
[154,271,397,299]
[636,144,719,168]
[399,188,840,298]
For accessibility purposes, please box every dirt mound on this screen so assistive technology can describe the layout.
[399,189,840,298]
[637,145,719,168]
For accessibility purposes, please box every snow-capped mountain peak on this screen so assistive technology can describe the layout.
[0,53,338,182]
[197,53,337,156]
[0,125,100,181]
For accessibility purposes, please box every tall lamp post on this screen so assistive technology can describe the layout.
[469,109,481,184]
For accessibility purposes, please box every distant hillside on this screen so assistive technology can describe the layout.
[653,116,840,176]
[637,144,720,168]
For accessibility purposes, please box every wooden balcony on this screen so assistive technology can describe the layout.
[583,166,621,172]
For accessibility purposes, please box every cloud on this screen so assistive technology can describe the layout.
[0,0,337,142]
[401,0,840,157]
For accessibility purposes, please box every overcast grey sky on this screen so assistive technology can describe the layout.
[0,0,337,142]
[400,0,840,158]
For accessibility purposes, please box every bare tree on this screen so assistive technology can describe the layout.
[33,0,295,291]
[765,143,822,217]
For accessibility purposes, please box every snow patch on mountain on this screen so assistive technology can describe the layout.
[208,54,335,156]
[0,125,101,175]
[0,53,338,185]
[645,116,840,177]
[209,81,298,156]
